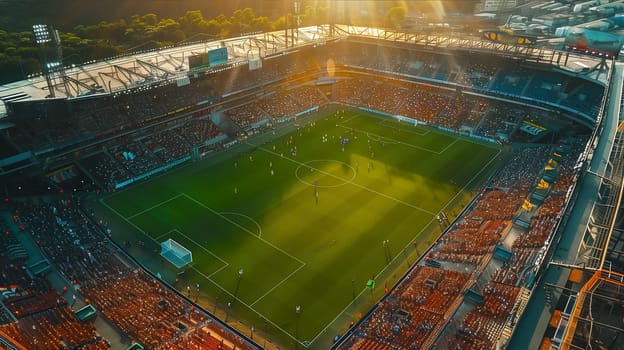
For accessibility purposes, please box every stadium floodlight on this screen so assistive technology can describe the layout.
[45,61,61,71]
[33,24,52,44]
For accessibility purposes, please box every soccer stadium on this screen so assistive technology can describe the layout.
[1,2,624,350]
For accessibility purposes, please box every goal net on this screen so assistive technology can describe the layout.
[160,239,192,268]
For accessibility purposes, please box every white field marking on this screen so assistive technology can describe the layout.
[182,193,306,266]
[187,264,304,344]
[308,285,370,345]
[405,146,504,252]
[219,212,263,238]
[100,198,165,246]
[294,160,356,188]
[250,263,307,306]
[172,228,229,265]
[439,138,459,154]
[206,264,230,278]
[335,113,360,126]
[126,193,185,220]
[102,197,303,343]
[365,132,400,145]
[339,124,442,154]
[154,229,177,241]
[100,199,229,268]
[370,146,506,302]
[300,147,507,346]
[378,118,429,136]
[248,144,437,216]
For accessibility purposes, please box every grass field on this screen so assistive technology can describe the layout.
[98,109,502,348]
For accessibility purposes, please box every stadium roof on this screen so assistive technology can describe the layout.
[0,25,338,117]
[0,24,610,119]
[553,269,624,350]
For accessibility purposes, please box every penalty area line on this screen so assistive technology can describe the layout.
[250,263,306,307]
[126,193,185,220]
[337,124,441,154]
[172,228,229,265]
[101,199,304,345]
[181,193,306,266]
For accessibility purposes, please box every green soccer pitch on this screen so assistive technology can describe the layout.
[97,109,502,349]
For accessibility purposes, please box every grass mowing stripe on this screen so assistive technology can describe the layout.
[246,142,438,216]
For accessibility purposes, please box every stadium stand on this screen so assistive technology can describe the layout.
[4,198,260,350]
[340,139,585,349]
[225,103,268,130]
[0,31,609,350]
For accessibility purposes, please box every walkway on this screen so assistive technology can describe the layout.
[508,62,623,349]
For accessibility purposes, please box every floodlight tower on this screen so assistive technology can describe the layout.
[286,2,301,48]
[33,24,66,97]
[293,1,301,46]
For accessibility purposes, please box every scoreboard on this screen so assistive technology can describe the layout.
[188,47,229,71]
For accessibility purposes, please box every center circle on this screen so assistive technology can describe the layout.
[295,160,357,188]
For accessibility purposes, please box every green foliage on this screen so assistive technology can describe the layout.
[384,6,407,28]
[0,6,316,85]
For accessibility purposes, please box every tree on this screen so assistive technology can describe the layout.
[151,18,185,44]
[179,10,205,34]
[95,20,127,43]
[273,16,287,31]
[230,8,257,35]
[384,6,407,29]
[251,16,272,33]
[200,19,222,38]
[0,6,316,84]
[140,13,158,26]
